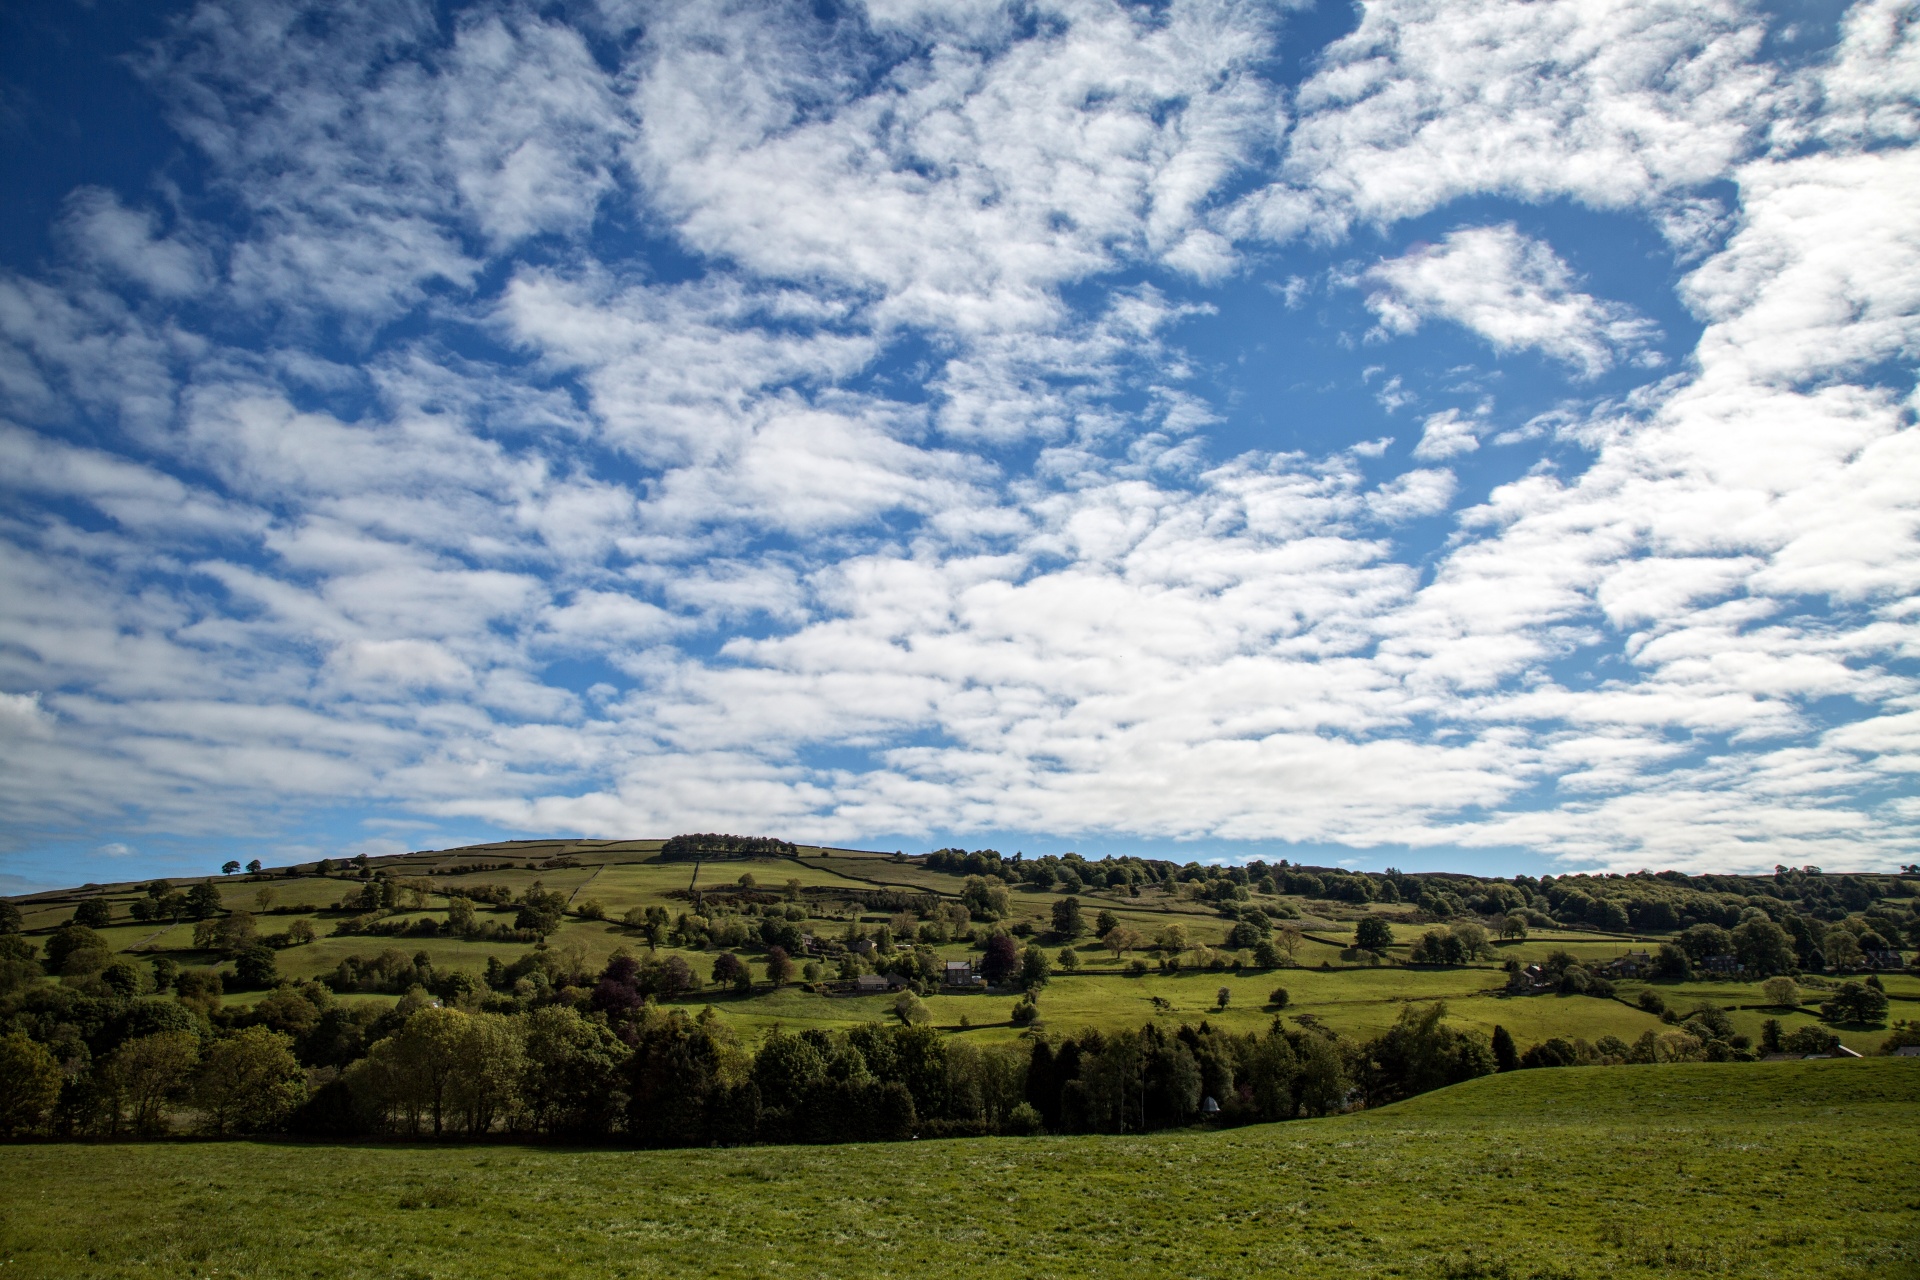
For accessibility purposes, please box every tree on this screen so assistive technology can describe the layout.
[764,945,795,987]
[1654,942,1692,981]
[1355,916,1394,952]
[1823,928,1864,970]
[101,961,143,997]
[712,952,751,990]
[1821,981,1888,1026]
[1252,938,1282,968]
[1450,921,1492,960]
[73,898,112,929]
[1267,986,1289,1009]
[1215,987,1230,1010]
[1057,946,1080,972]
[44,923,106,974]
[1051,896,1086,940]
[893,991,930,1025]
[515,1005,626,1138]
[1500,913,1528,941]
[1783,1024,1838,1055]
[222,861,241,875]
[106,1031,200,1135]
[1018,944,1052,992]
[452,1012,523,1136]
[245,858,263,874]
[961,876,1011,921]
[1275,923,1304,966]
[196,1027,307,1134]
[1104,926,1143,958]
[0,1031,61,1136]
[1491,1024,1518,1073]
[234,944,278,989]
[1733,919,1794,976]
[186,881,222,920]
[1761,976,1800,1008]
[0,901,21,933]
[0,936,42,996]
[1363,1002,1495,1103]
[194,910,257,955]
[1095,909,1119,937]
[981,933,1020,986]
[1678,923,1733,962]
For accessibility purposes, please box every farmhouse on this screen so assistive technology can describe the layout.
[943,960,984,988]
[1600,951,1652,977]
[1506,964,1553,994]
[1699,955,1745,976]
[853,973,897,994]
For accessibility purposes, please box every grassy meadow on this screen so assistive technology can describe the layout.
[3,1058,1914,1279]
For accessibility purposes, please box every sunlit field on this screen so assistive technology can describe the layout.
[3,1058,1913,1280]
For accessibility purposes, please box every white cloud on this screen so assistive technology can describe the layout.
[1365,224,1661,376]
[1238,0,1772,244]
[1411,409,1479,461]
[57,188,209,298]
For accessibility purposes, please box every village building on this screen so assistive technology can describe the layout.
[943,960,984,988]
[1506,963,1553,994]
[1600,951,1652,977]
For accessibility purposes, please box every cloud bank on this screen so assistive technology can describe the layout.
[0,0,1916,878]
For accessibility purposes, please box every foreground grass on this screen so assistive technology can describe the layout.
[4,1059,1915,1280]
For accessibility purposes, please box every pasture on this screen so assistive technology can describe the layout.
[1,1058,1912,1279]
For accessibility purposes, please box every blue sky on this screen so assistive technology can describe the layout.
[1,0,1916,890]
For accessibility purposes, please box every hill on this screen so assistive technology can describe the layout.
[1,1057,1913,1279]
[5,838,1915,1058]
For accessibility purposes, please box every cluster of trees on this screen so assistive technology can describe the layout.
[660,834,798,860]
[4,933,1527,1143]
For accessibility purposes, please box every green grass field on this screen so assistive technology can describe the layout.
[3,1058,1913,1279]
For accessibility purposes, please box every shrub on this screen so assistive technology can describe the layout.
[1004,1101,1044,1135]
[1268,986,1290,1009]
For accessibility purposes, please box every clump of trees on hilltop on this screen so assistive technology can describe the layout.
[660,834,798,860]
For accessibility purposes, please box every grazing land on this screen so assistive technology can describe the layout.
[2,1058,1914,1280]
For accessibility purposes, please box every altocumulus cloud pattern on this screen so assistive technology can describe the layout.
[1,0,1917,883]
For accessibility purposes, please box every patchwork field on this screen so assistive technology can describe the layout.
[11,842,1916,1055]
[2,1058,1912,1279]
